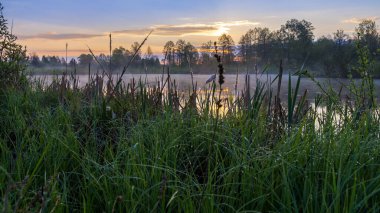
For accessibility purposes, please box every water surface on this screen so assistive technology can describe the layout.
[31,74,380,101]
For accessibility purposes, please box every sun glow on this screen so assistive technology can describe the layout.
[17,20,259,57]
[213,26,229,36]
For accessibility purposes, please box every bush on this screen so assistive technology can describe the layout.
[0,3,27,89]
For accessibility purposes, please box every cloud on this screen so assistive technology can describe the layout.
[20,32,104,40]
[114,20,259,37]
[30,49,99,53]
[19,20,259,40]
[114,25,218,36]
[214,20,259,27]
[342,16,380,24]
[178,17,195,21]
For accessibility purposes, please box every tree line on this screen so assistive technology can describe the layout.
[28,19,380,77]
[29,44,160,71]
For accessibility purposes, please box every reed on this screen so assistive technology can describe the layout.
[1,43,379,212]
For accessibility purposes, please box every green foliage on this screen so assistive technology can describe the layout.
[0,52,379,211]
[0,3,27,88]
[310,34,355,77]
[281,19,315,63]
[1,5,380,212]
[1,75,380,211]
[355,19,379,55]
[347,38,376,110]
[238,27,272,67]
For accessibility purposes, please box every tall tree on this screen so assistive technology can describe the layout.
[334,29,349,46]
[218,34,235,64]
[111,47,128,69]
[69,58,77,67]
[163,41,175,65]
[239,28,272,66]
[130,42,142,61]
[41,56,49,65]
[355,19,379,55]
[333,29,354,76]
[30,54,40,67]
[200,41,213,64]
[256,27,271,63]
[175,39,186,66]
[280,19,315,64]
[145,46,153,59]
[239,30,256,65]
[184,42,199,67]
[78,54,93,66]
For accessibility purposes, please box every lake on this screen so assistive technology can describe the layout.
[30,73,380,102]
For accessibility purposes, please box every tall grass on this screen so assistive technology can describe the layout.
[1,43,380,212]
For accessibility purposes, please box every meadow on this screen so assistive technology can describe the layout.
[2,48,380,212]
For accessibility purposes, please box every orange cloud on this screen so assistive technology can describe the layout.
[114,20,259,37]
[20,32,104,40]
[342,16,380,24]
[20,20,259,41]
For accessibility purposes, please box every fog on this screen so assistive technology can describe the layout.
[30,73,380,102]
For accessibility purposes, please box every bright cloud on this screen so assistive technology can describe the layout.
[20,33,104,40]
[20,20,260,40]
[342,16,380,24]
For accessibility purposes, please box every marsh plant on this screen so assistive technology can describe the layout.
[1,4,380,213]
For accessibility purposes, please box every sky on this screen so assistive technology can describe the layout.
[1,0,379,58]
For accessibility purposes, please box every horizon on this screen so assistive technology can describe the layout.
[2,0,379,58]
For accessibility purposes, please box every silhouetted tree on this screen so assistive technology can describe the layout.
[145,46,153,59]
[280,19,315,64]
[256,27,271,63]
[41,56,49,65]
[218,34,235,64]
[30,54,41,67]
[172,40,199,68]
[111,47,129,69]
[200,41,213,64]
[175,39,186,66]
[333,30,354,76]
[130,42,142,61]
[142,46,160,68]
[69,58,77,67]
[355,19,379,55]
[184,42,199,67]
[163,41,175,65]
[78,54,93,66]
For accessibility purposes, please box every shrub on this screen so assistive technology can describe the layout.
[0,3,27,89]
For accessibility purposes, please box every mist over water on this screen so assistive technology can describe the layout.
[30,73,380,101]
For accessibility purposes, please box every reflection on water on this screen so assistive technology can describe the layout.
[312,103,380,131]
[30,74,379,130]
[30,73,380,102]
